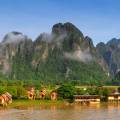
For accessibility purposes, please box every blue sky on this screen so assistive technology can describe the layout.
[0,0,120,45]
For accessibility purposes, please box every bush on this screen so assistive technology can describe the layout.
[57,84,75,99]
[0,86,6,94]
[7,86,18,98]
[7,86,27,99]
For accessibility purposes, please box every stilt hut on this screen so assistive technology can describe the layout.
[39,88,46,99]
[108,90,120,102]
[74,95,100,104]
[50,91,57,100]
[27,87,35,100]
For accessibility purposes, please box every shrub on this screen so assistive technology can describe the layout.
[57,84,75,99]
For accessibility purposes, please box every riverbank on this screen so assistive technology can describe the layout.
[1,99,120,110]
[5,99,68,109]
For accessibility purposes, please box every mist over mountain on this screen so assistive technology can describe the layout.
[0,22,112,85]
[96,38,120,79]
[2,32,28,44]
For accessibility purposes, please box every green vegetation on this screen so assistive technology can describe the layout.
[0,80,117,102]
[8,43,109,86]
[0,80,41,98]
[57,84,76,99]
[112,71,120,85]
[75,86,111,101]
[8,99,65,109]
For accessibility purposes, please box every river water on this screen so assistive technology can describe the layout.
[0,103,120,120]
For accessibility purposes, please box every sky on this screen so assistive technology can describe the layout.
[0,0,120,45]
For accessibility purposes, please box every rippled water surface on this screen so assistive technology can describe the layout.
[0,103,120,120]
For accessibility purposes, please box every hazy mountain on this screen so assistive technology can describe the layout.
[96,38,120,78]
[0,22,109,85]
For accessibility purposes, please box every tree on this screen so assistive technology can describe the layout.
[57,84,75,99]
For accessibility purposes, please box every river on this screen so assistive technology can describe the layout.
[0,103,120,120]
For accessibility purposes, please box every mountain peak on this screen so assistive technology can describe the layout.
[2,31,28,44]
[107,38,120,47]
[52,22,84,37]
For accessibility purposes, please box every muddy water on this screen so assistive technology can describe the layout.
[0,103,120,120]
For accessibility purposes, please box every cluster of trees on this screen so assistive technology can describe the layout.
[0,80,42,99]
[0,79,119,102]
[57,84,120,101]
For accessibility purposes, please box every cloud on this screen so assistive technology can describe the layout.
[64,48,93,62]
[39,32,67,43]
[1,32,28,44]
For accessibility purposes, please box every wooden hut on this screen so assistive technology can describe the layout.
[27,87,35,100]
[108,91,120,102]
[50,91,57,100]
[39,88,46,99]
[74,95,100,104]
